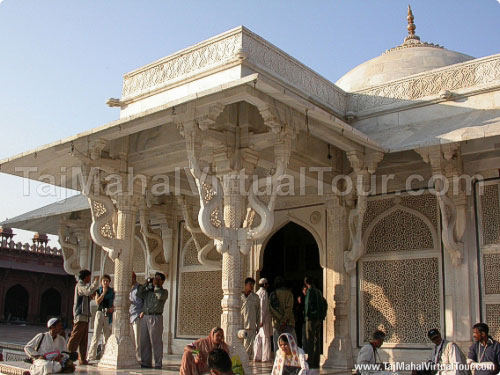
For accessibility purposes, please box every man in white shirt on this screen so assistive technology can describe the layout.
[425,329,468,375]
[254,278,272,362]
[24,318,68,375]
[357,330,389,375]
[241,277,260,360]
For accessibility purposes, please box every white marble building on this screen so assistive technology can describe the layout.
[1,7,500,372]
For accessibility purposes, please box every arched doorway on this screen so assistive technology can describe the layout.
[4,284,29,321]
[40,288,62,323]
[260,222,323,348]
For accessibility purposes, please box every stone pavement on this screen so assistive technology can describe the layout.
[0,324,351,375]
[0,324,48,345]
[0,359,352,375]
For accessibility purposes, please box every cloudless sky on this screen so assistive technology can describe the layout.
[0,0,499,243]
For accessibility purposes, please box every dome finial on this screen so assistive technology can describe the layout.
[404,5,421,43]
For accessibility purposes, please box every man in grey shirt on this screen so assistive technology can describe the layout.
[137,272,168,369]
[130,272,144,362]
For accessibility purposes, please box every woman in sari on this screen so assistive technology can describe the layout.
[180,327,230,375]
[272,333,311,375]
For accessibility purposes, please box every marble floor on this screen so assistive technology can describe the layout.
[0,357,352,375]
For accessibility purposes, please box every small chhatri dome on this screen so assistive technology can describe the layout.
[336,5,474,92]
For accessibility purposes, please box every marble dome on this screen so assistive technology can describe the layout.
[336,7,474,92]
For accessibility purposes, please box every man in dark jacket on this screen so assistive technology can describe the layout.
[304,276,326,369]
[67,269,99,365]
[468,323,500,375]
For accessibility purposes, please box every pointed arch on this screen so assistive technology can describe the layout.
[258,215,325,271]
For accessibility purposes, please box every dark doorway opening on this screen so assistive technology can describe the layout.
[260,222,323,348]
[40,288,62,323]
[4,284,29,321]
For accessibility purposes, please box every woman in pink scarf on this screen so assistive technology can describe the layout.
[272,333,311,375]
[180,327,230,375]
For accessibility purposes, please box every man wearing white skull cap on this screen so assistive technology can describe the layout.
[24,318,68,375]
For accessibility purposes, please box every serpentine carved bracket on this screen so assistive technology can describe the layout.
[417,145,465,266]
[344,150,384,274]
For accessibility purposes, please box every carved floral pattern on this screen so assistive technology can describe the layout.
[244,34,346,113]
[361,258,441,343]
[122,34,243,99]
[120,29,348,115]
[349,56,500,112]
[93,202,106,218]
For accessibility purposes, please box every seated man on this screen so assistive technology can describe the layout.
[24,318,72,375]
[467,323,500,375]
[208,349,234,375]
[357,330,392,375]
[425,329,468,375]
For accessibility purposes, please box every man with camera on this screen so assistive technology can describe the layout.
[87,274,114,362]
[137,272,168,369]
[24,318,76,375]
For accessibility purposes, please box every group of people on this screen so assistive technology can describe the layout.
[23,269,169,375]
[358,323,500,375]
[36,270,500,375]
[241,275,326,372]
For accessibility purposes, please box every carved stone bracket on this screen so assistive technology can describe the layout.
[58,222,81,278]
[139,201,169,274]
[417,144,466,266]
[344,150,384,273]
[58,215,92,277]
[177,195,220,269]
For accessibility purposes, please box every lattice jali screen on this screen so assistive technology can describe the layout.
[400,194,438,229]
[366,209,434,253]
[361,258,441,344]
[103,254,114,274]
[184,238,201,266]
[480,184,500,245]
[486,304,500,342]
[483,254,500,295]
[177,271,223,337]
[132,241,146,274]
[363,198,394,232]
[93,247,101,272]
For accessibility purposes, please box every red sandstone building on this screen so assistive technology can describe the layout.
[0,228,75,328]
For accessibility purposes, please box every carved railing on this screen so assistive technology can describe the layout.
[121,27,347,115]
[0,237,62,256]
[348,53,500,113]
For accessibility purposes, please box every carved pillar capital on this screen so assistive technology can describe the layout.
[114,193,142,213]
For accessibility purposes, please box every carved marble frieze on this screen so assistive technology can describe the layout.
[121,27,347,114]
[348,54,500,113]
